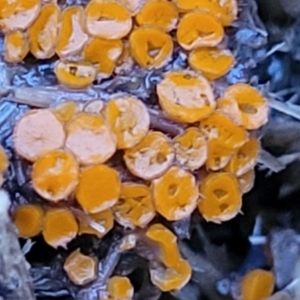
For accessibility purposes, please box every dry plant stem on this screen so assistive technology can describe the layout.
[4,88,182,136]
[3,86,102,108]
[148,108,185,136]
[179,241,232,300]
[257,149,286,173]
[0,190,35,300]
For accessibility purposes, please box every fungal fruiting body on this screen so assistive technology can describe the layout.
[219,84,269,130]
[0,145,8,173]
[0,0,41,32]
[13,204,44,238]
[129,27,173,69]
[200,112,249,170]
[56,6,88,57]
[241,269,275,300]
[106,276,134,300]
[13,109,65,162]
[124,131,174,180]
[136,0,179,32]
[113,183,155,228]
[198,172,242,223]
[29,4,60,59]
[173,127,207,171]
[0,145,8,187]
[146,224,181,267]
[238,169,255,194]
[85,1,132,39]
[149,258,192,292]
[32,149,79,202]
[157,71,215,123]
[51,101,79,123]
[54,60,97,89]
[64,249,98,285]
[43,208,78,249]
[75,164,121,214]
[65,113,116,165]
[105,95,150,149]
[200,112,249,150]
[176,11,224,50]
[174,0,238,26]
[206,139,233,170]
[83,38,123,78]
[4,30,29,63]
[78,209,114,238]
[225,138,260,176]
[3,0,272,296]
[147,224,192,291]
[188,47,235,80]
[152,166,199,221]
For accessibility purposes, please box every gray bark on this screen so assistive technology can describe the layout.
[0,190,35,300]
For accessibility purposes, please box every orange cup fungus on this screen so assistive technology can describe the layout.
[219,84,269,130]
[146,224,181,268]
[107,276,134,300]
[238,169,255,194]
[198,172,241,223]
[0,145,8,173]
[225,138,260,176]
[145,224,192,291]
[157,71,215,123]
[150,259,191,292]
[56,6,88,57]
[173,127,207,171]
[83,38,123,79]
[124,131,174,180]
[64,248,98,286]
[116,0,146,16]
[174,0,238,26]
[0,0,41,32]
[152,166,199,221]
[32,149,79,202]
[54,60,97,89]
[214,0,238,26]
[105,96,150,149]
[129,27,173,69]
[241,269,275,300]
[119,233,138,251]
[13,204,44,238]
[51,101,79,123]
[136,0,179,32]
[78,209,114,238]
[206,139,234,170]
[65,113,116,165]
[13,109,65,162]
[43,208,78,249]
[189,47,235,81]
[177,11,224,50]
[200,112,248,150]
[85,1,132,40]
[115,41,134,74]
[4,30,29,63]
[76,164,121,214]
[28,4,60,59]
[113,183,155,229]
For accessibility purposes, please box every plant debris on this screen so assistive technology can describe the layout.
[0,0,300,299]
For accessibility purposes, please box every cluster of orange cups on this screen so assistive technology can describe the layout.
[0,0,272,296]
[2,0,238,87]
